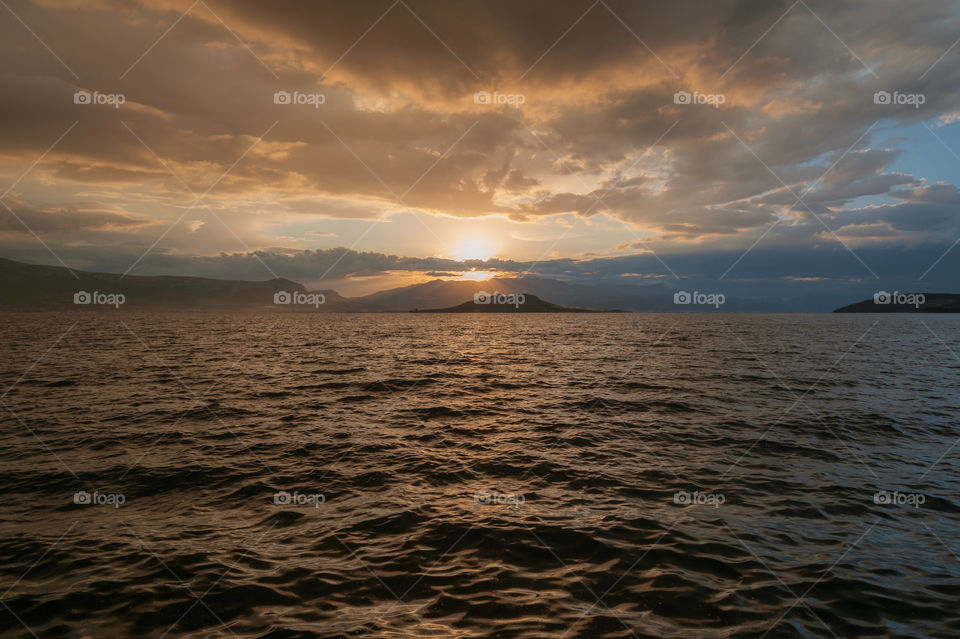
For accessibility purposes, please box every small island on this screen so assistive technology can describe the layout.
[412,293,615,313]
[833,293,960,313]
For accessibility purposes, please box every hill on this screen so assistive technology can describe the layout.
[0,256,840,313]
[833,293,960,313]
[0,257,346,311]
[413,293,612,313]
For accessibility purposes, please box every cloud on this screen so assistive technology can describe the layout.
[0,195,147,234]
[0,0,959,273]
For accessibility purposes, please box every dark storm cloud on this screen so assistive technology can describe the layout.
[1,0,960,275]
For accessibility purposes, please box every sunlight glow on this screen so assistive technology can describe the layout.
[456,269,498,281]
[450,238,495,261]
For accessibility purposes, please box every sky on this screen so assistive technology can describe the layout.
[1,0,960,297]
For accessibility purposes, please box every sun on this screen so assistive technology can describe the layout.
[450,238,495,261]
[457,269,498,281]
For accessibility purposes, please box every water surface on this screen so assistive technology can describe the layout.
[0,313,958,638]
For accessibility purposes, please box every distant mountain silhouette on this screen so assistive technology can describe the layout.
[834,293,960,313]
[413,293,613,313]
[0,256,857,312]
[348,277,592,311]
[0,258,658,312]
[0,257,346,311]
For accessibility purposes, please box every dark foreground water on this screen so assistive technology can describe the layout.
[0,313,958,638]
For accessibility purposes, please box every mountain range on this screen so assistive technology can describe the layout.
[0,257,773,312]
[2,256,946,313]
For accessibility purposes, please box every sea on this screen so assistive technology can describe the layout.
[0,313,958,638]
